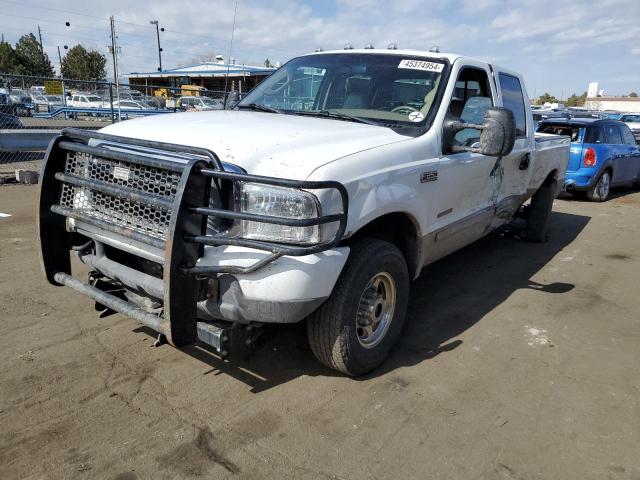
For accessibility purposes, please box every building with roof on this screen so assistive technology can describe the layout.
[584,96,640,113]
[127,56,276,94]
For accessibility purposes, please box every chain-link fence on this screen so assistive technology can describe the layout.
[1,73,242,182]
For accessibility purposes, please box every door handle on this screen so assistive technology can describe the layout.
[519,153,530,170]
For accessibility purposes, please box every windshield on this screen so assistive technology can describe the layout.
[238,53,447,128]
[86,96,102,102]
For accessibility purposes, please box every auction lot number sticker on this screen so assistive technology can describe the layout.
[398,59,444,72]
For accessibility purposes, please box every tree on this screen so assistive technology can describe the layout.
[630,92,638,98]
[14,33,54,76]
[0,41,19,74]
[61,45,107,81]
[565,92,587,107]
[536,92,558,105]
[264,58,272,68]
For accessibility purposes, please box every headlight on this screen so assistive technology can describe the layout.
[235,183,320,244]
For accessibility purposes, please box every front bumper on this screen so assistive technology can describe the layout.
[38,128,349,352]
[196,245,349,323]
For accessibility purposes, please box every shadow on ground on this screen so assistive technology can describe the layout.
[135,210,590,392]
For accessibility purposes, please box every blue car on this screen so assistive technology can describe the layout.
[537,118,640,201]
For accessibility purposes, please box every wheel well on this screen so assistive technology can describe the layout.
[347,213,421,279]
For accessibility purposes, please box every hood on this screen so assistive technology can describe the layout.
[99,110,410,179]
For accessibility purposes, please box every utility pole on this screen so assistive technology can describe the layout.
[109,16,121,121]
[37,25,45,61]
[149,20,163,71]
[223,0,238,108]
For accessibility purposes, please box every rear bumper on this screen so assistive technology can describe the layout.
[563,169,598,192]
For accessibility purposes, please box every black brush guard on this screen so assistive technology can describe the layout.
[38,128,348,348]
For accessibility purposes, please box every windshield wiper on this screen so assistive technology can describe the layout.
[294,110,380,126]
[237,103,284,114]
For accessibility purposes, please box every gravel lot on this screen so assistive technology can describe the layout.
[1,185,639,480]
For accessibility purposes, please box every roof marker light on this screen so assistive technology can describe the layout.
[387,43,398,50]
[344,43,354,50]
[364,43,375,49]
[429,45,440,53]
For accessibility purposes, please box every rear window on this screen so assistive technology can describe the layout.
[498,73,527,137]
[537,124,584,142]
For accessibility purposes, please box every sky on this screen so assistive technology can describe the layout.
[2,0,639,98]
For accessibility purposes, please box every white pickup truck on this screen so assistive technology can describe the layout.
[38,49,569,375]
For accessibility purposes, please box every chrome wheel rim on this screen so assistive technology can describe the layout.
[356,272,396,349]
[598,172,610,199]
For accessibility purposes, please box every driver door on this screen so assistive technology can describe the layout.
[433,65,499,257]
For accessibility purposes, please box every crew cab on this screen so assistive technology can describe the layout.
[538,118,640,201]
[38,49,569,375]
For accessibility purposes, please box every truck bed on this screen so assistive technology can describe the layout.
[530,132,571,191]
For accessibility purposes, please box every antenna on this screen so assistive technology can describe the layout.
[223,0,238,108]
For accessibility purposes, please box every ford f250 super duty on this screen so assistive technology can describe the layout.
[38,49,570,375]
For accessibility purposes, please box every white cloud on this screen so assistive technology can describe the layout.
[3,0,639,97]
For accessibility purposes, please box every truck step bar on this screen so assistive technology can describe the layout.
[38,128,348,348]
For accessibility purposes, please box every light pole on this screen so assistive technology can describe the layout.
[149,20,164,72]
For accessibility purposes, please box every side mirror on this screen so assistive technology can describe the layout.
[443,106,516,157]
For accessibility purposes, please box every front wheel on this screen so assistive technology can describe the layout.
[587,170,611,202]
[307,238,409,376]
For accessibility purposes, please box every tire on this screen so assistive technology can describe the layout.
[307,238,410,376]
[587,170,611,202]
[525,180,556,243]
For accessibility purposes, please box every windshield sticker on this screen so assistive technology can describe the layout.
[398,59,444,73]
[408,111,425,122]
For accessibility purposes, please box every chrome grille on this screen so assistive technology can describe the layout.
[59,151,181,240]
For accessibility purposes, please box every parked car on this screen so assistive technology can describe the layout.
[112,100,148,110]
[0,92,17,115]
[45,95,65,111]
[618,113,640,143]
[39,49,570,375]
[30,91,50,112]
[538,118,640,201]
[7,89,34,116]
[178,95,224,111]
[67,93,105,109]
[0,111,22,129]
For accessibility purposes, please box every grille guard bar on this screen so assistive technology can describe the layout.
[38,127,349,346]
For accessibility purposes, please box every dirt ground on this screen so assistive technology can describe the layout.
[1,185,639,480]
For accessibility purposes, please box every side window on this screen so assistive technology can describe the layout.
[498,73,527,137]
[620,125,637,145]
[447,67,493,147]
[587,127,606,144]
[604,124,622,144]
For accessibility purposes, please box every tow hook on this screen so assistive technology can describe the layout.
[196,322,264,359]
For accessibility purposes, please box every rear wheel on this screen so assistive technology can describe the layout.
[525,180,556,243]
[307,238,409,376]
[587,170,611,202]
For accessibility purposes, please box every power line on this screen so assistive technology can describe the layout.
[0,0,300,57]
